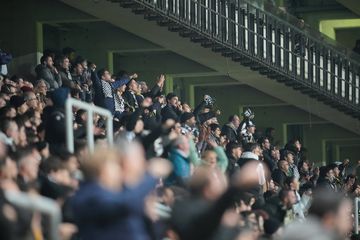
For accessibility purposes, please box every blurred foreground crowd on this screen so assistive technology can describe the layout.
[0,48,359,240]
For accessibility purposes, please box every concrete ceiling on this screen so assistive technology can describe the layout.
[336,0,360,16]
[60,0,360,135]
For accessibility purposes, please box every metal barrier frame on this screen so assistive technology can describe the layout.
[65,98,113,153]
[5,191,61,240]
[123,0,360,116]
[356,197,359,234]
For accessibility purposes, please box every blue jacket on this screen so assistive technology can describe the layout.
[167,149,190,185]
[71,175,156,240]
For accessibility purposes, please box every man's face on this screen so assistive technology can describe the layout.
[253,146,262,157]
[45,57,53,67]
[129,80,139,92]
[140,82,148,93]
[182,103,191,113]
[168,96,178,107]
[61,58,70,70]
[75,64,84,75]
[327,170,335,181]
[247,126,256,134]
[102,71,112,81]
[280,161,289,172]
[286,191,297,207]
[204,152,217,169]
[186,116,196,127]
[26,92,38,109]
[214,127,221,138]
[233,147,242,159]
[263,139,270,150]
[232,115,240,128]
[286,153,294,164]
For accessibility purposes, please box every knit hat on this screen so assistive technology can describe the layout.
[51,87,70,108]
[10,95,26,108]
[180,112,194,124]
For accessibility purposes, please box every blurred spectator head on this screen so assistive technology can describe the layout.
[166,93,178,107]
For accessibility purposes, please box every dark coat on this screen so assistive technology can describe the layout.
[271,169,287,188]
[221,124,238,142]
[161,105,180,122]
[71,175,156,240]
[35,64,61,89]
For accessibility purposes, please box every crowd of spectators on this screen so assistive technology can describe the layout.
[0,47,359,240]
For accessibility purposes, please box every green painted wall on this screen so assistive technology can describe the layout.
[336,27,360,49]
[0,0,96,56]
[194,84,359,164]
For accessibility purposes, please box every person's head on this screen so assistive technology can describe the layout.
[127,79,139,93]
[283,150,295,165]
[24,91,38,109]
[226,141,243,159]
[41,55,54,68]
[118,141,147,186]
[16,147,40,182]
[345,174,356,186]
[97,68,112,81]
[202,150,218,169]
[246,122,256,134]
[0,155,18,181]
[41,156,72,186]
[57,151,79,175]
[75,109,87,125]
[209,123,221,138]
[278,160,289,173]
[245,142,262,157]
[173,135,190,156]
[166,93,178,107]
[309,189,353,238]
[35,80,48,95]
[171,121,182,135]
[0,106,16,118]
[229,114,240,128]
[82,146,123,191]
[259,137,271,150]
[189,166,227,201]
[279,189,297,209]
[327,163,340,178]
[271,146,280,161]
[138,81,148,93]
[10,95,28,114]
[285,176,299,191]
[73,62,84,76]
[182,103,192,113]
[0,118,19,143]
[58,55,70,70]
[180,112,196,127]
[325,166,335,182]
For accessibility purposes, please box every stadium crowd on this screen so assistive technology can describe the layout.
[0,47,359,240]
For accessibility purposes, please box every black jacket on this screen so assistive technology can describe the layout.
[161,105,181,121]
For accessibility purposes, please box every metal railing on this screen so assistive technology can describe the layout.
[5,191,61,240]
[356,197,359,234]
[65,98,114,153]
[118,0,360,115]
